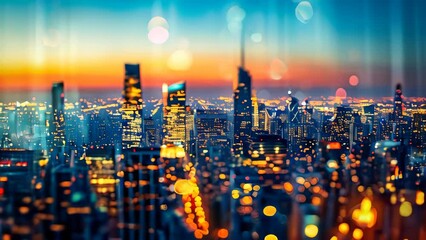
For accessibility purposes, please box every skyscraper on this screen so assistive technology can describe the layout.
[390,83,411,142]
[194,109,230,160]
[163,81,186,147]
[330,106,353,150]
[252,90,259,130]
[393,83,403,120]
[51,82,66,148]
[121,64,143,149]
[119,147,164,240]
[233,67,253,157]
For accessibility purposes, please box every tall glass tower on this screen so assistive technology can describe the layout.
[233,67,252,157]
[121,64,143,149]
[163,81,186,147]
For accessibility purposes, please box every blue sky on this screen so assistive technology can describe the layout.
[0,0,425,97]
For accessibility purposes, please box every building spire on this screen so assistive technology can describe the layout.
[240,22,245,69]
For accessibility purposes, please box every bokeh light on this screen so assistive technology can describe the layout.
[335,88,347,99]
[352,228,363,240]
[399,201,412,217]
[338,223,349,235]
[168,50,193,71]
[269,58,288,80]
[349,75,359,86]
[416,190,425,205]
[263,205,277,217]
[173,179,194,195]
[148,26,169,45]
[148,16,169,31]
[264,234,278,240]
[304,224,319,238]
[147,16,169,45]
[227,6,246,23]
[295,1,314,24]
[227,5,245,34]
[217,228,229,238]
[251,33,263,43]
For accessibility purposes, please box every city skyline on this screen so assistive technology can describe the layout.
[1,1,426,240]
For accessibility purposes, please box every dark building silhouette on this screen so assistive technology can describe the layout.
[233,66,253,158]
[118,147,164,240]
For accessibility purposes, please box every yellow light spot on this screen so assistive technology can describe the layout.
[243,183,252,192]
[304,224,319,238]
[338,223,349,235]
[390,193,397,205]
[264,234,278,240]
[416,190,424,205]
[174,179,194,195]
[399,201,412,217]
[352,197,377,228]
[240,196,252,205]
[296,177,305,185]
[263,206,277,217]
[232,190,240,199]
[284,182,294,193]
[352,228,363,240]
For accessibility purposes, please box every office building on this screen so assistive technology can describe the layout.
[163,82,187,147]
[121,64,143,149]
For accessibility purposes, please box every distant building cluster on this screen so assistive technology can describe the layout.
[0,61,425,239]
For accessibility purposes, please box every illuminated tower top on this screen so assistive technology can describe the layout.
[123,64,142,105]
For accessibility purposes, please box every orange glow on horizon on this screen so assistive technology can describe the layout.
[0,54,371,91]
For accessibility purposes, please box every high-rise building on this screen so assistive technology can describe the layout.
[412,113,426,152]
[118,147,164,240]
[144,117,157,147]
[84,148,119,237]
[185,106,195,155]
[233,67,253,157]
[330,105,353,150]
[51,82,66,148]
[121,64,143,149]
[0,149,40,193]
[389,84,411,143]
[252,91,259,130]
[163,81,187,147]
[393,83,403,120]
[285,92,301,151]
[194,109,230,161]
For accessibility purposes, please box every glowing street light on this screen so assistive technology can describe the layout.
[351,197,377,228]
